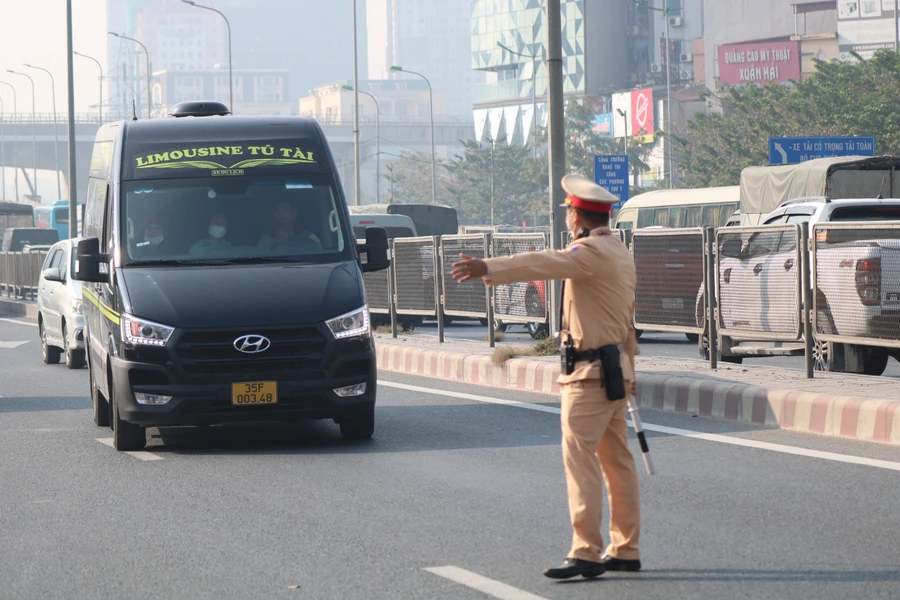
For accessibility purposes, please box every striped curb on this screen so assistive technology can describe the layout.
[376,342,900,446]
[0,299,39,319]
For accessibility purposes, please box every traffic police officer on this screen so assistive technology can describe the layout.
[451,174,641,580]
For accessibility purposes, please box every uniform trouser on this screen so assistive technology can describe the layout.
[561,378,641,562]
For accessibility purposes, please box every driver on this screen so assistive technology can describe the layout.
[133,220,170,257]
[257,200,321,250]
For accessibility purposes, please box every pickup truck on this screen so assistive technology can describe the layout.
[700,198,900,375]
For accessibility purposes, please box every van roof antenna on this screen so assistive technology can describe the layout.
[877,173,887,199]
[132,99,138,121]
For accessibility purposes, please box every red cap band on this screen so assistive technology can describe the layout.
[565,194,612,214]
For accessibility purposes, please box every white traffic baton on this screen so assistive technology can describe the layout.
[627,396,654,475]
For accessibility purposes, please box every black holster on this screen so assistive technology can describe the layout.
[561,342,626,401]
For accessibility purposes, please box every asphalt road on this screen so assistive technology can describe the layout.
[2,317,900,600]
[417,320,900,379]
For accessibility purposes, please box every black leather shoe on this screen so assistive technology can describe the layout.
[543,558,606,579]
[601,555,642,571]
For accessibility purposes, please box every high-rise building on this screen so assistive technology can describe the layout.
[367,0,480,117]
[471,0,632,145]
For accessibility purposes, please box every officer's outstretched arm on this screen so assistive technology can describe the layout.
[483,243,597,286]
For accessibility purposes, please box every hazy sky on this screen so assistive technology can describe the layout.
[0,0,108,115]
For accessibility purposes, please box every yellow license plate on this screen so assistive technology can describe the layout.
[231,381,278,406]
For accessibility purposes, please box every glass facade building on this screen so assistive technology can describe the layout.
[471,0,627,145]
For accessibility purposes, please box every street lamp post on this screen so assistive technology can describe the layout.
[497,41,541,226]
[74,51,104,124]
[635,0,674,187]
[7,71,37,200]
[486,136,495,229]
[343,85,380,204]
[390,65,436,205]
[182,0,233,113]
[546,0,566,335]
[497,42,538,156]
[67,0,78,235]
[0,82,17,202]
[352,0,361,206]
[616,108,631,186]
[24,64,62,201]
[109,32,152,119]
[0,96,5,201]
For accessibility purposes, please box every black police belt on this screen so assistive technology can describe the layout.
[561,342,627,401]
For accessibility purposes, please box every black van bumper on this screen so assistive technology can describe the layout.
[108,349,377,428]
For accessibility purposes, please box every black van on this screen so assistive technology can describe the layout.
[75,102,389,450]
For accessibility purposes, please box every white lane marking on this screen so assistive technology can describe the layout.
[381,381,560,415]
[425,566,550,600]
[96,438,164,461]
[0,341,29,349]
[379,380,900,472]
[0,318,38,328]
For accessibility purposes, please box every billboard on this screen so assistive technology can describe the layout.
[837,0,899,61]
[612,93,631,138]
[631,88,655,144]
[717,40,801,86]
[592,113,612,137]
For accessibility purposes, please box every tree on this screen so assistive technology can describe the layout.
[381,151,453,205]
[675,49,900,188]
[446,140,541,225]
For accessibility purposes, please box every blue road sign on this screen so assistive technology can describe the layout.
[593,154,629,210]
[768,136,875,165]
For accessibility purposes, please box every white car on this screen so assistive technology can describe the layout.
[36,238,86,369]
[707,198,900,375]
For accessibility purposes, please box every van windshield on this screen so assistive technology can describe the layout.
[122,175,352,265]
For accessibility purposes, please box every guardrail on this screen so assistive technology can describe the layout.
[0,251,48,300]
[812,223,900,364]
[631,228,705,335]
[490,233,548,327]
[716,224,804,341]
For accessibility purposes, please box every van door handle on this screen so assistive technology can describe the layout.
[784,259,794,271]
[753,263,763,276]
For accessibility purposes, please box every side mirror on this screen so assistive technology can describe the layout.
[358,226,390,273]
[42,267,63,283]
[74,237,109,283]
[719,238,743,259]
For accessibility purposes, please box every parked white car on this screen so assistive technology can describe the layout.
[36,238,86,369]
[701,198,900,375]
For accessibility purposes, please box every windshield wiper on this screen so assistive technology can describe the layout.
[128,258,228,266]
[223,256,315,265]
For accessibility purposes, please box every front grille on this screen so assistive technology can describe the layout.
[175,326,327,377]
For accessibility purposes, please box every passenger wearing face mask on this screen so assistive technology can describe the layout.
[134,220,171,258]
[189,212,232,255]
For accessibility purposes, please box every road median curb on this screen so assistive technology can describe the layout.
[0,299,38,320]
[376,340,900,446]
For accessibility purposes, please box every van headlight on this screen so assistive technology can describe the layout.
[326,306,370,339]
[70,297,83,314]
[121,314,175,346]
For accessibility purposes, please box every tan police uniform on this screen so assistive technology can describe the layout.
[481,174,641,563]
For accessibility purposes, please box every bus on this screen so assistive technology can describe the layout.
[33,200,84,240]
[0,201,35,241]
[613,186,740,230]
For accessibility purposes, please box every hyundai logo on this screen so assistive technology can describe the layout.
[233,335,271,354]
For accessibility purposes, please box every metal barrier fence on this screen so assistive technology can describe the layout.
[0,251,48,300]
[813,222,900,349]
[631,228,705,334]
[716,224,803,340]
[392,237,438,316]
[440,234,489,318]
[363,269,391,315]
[491,233,548,324]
